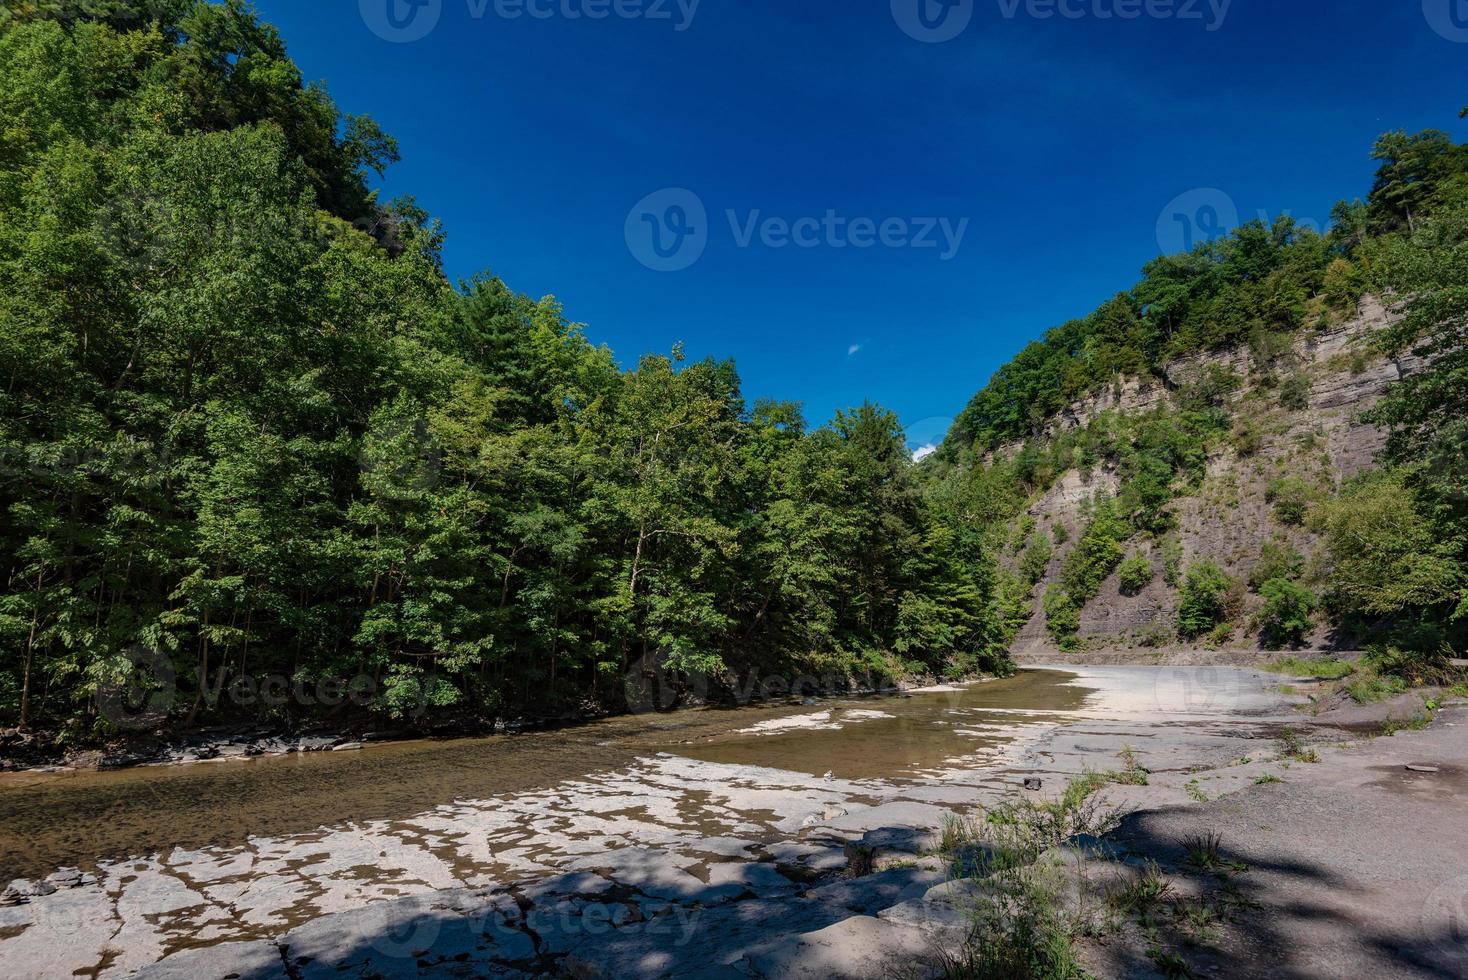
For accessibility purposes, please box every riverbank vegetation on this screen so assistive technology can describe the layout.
[1,2,1464,741]
[0,2,1015,738]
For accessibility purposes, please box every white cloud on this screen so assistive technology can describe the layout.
[912,444,938,462]
[847,343,862,356]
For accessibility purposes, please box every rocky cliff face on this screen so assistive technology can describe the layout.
[999,296,1425,659]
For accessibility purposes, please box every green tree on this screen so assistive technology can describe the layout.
[1257,578,1317,650]
[1177,560,1233,639]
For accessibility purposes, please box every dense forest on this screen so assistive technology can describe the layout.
[0,0,1014,737]
[1,1,1464,740]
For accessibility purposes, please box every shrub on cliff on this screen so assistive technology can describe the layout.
[1177,561,1235,638]
[1118,555,1154,596]
[1257,578,1318,649]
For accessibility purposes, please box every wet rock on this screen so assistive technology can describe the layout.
[1023,776,1044,791]
[296,735,337,752]
[330,741,364,752]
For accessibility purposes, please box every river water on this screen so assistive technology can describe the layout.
[0,665,1291,978]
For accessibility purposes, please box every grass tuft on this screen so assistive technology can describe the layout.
[1262,656,1355,680]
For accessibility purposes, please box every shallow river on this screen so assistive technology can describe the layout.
[0,665,1291,978]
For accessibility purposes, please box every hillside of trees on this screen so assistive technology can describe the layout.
[2,2,1464,741]
[0,1,1015,738]
[932,110,1468,668]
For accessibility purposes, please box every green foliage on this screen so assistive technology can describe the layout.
[1276,370,1311,410]
[1117,554,1153,596]
[1249,540,1305,590]
[1265,476,1320,526]
[1159,536,1184,588]
[1177,560,1234,639]
[1276,728,1319,763]
[0,4,1014,732]
[1230,415,1262,456]
[1262,656,1355,680]
[1313,472,1464,628]
[1019,528,1053,585]
[1043,587,1081,651]
[1059,495,1129,602]
[1344,672,1408,705]
[1257,578,1318,649]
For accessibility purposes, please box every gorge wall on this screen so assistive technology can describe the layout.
[992,296,1426,660]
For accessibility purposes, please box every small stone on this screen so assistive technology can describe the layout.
[1023,777,1043,791]
[331,742,363,752]
[1406,764,1440,773]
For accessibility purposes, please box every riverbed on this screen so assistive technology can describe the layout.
[0,665,1295,978]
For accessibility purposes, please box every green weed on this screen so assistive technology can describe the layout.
[1262,656,1354,680]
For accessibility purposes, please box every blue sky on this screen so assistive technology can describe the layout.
[257,0,1467,451]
